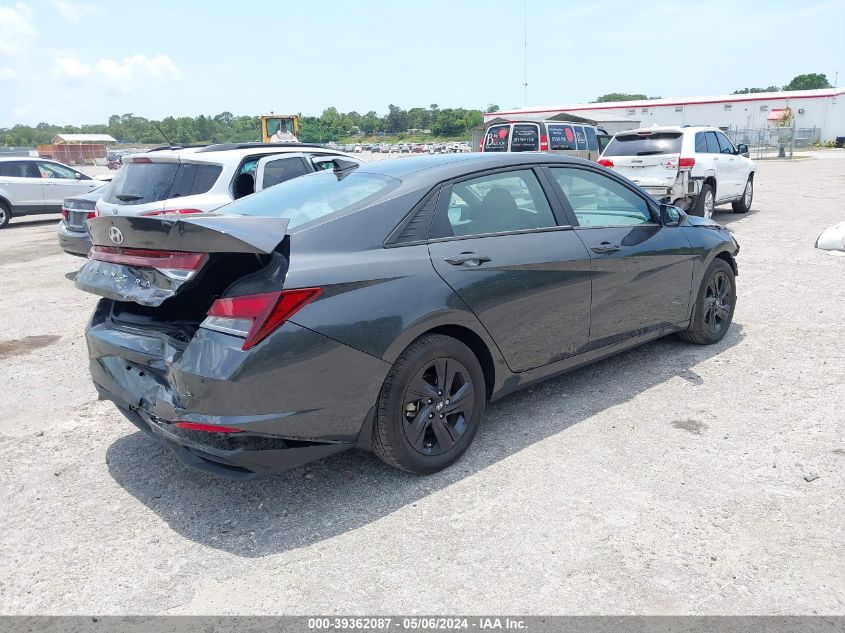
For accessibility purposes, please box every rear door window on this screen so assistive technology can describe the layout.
[509,124,540,152]
[602,132,683,157]
[261,156,309,189]
[432,169,556,238]
[548,125,576,150]
[483,125,510,152]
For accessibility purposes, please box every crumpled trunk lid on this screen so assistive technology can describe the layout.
[75,214,288,307]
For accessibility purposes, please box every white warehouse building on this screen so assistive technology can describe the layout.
[485,88,845,143]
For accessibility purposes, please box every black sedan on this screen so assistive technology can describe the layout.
[75,153,739,478]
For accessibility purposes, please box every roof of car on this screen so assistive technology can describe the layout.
[124,145,356,164]
[616,125,718,136]
[0,155,50,162]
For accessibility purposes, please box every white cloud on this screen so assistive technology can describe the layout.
[54,54,182,92]
[0,67,18,81]
[52,0,98,22]
[55,56,92,78]
[0,3,37,57]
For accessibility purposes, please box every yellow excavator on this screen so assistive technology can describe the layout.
[260,113,300,143]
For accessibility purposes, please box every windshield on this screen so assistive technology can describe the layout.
[602,132,683,157]
[219,170,399,228]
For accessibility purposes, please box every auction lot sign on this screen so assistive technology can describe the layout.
[0,617,842,633]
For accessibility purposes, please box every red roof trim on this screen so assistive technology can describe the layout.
[488,90,845,118]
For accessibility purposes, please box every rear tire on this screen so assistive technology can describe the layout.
[691,184,715,219]
[732,178,753,213]
[372,334,486,474]
[0,201,10,229]
[679,258,736,345]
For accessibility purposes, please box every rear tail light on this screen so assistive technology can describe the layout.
[174,421,242,434]
[61,207,69,222]
[539,135,549,151]
[140,209,203,217]
[88,246,208,281]
[598,159,614,168]
[678,157,696,170]
[86,211,96,220]
[202,288,322,350]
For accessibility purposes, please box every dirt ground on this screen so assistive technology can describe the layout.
[0,153,843,614]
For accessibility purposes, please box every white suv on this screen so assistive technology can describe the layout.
[598,126,755,218]
[0,157,104,228]
[96,143,362,218]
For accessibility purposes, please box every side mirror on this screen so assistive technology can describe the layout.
[736,143,749,157]
[659,203,684,226]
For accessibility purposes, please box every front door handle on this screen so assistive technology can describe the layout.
[591,242,621,255]
[444,252,491,267]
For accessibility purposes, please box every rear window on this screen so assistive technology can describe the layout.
[220,171,399,229]
[103,162,222,206]
[548,125,576,150]
[483,125,510,152]
[510,124,540,151]
[602,132,683,157]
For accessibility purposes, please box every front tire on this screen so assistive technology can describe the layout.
[691,184,715,219]
[0,201,10,229]
[372,334,486,474]
[732,178,753,213]
[680,258,736,345]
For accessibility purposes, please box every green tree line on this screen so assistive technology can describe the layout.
[1,104,485,147]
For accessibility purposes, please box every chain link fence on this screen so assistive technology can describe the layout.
[724,126,821,159]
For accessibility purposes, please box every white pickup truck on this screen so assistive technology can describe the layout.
[598,126,756,218]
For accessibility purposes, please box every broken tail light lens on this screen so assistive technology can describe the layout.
[88,246,208,281]
[202,288,323,350]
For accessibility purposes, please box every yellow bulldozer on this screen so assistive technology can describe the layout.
[260,113,301,143]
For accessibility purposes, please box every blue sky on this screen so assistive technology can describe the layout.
[1,0,843,126]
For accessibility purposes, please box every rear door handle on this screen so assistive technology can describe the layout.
[444,252,491,266]
[591,242,621,255]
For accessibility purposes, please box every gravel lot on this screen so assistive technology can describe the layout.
[1,154,843,615]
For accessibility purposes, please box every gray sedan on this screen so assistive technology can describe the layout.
[74,153,739,478]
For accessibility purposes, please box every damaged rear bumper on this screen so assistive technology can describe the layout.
[86,299,390,479]
[102,387,350,479]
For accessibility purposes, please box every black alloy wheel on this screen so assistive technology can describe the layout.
[372,334,485,474]
[680,258,736,345]
[402,357,474,456]
[704,270,732,336]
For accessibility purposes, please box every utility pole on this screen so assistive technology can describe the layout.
[523,0,528,108]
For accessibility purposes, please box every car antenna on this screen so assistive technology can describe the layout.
[154,123,176,149]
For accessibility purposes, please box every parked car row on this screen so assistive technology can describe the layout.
[330,141,471,154]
